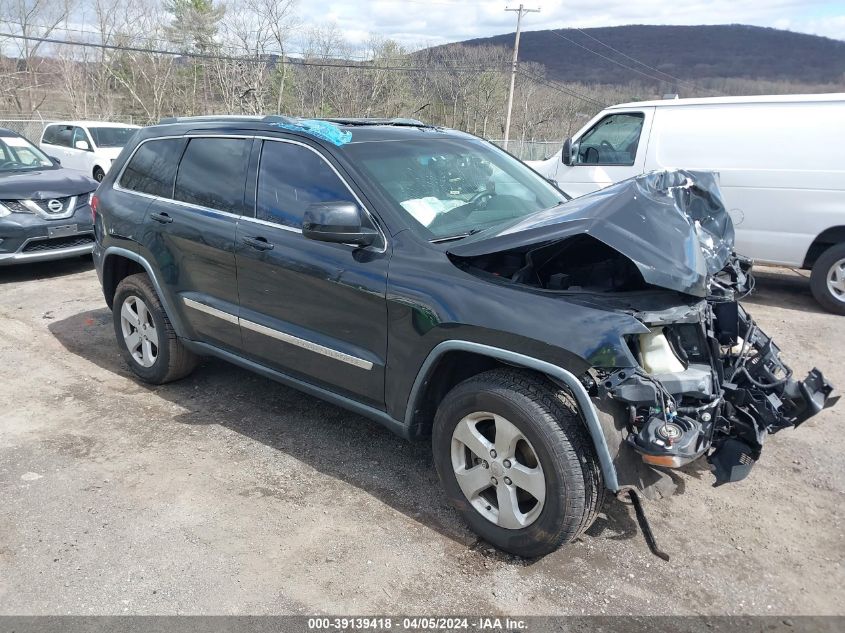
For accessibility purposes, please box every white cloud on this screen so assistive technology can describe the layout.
[294,0,845,49]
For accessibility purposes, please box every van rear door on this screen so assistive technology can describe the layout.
[555,107,654,198]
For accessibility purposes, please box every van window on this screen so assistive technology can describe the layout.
[256,140,357,229]
[41,125,59,145]
[119,138,184,198]
[174,137,250,215]
[576,113,644,166]
[72,127,90,150]
[47,125,74,148]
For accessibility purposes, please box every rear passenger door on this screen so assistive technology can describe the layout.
[235,138,389,407]
[134,135,250,352]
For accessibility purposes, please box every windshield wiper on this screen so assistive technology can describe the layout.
[430,227,484,243]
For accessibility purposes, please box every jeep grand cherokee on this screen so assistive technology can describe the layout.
[93,116,836,557]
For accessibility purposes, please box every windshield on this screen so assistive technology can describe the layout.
[344,137,565,240]
[88,127,137,148]
[0,134,55,171]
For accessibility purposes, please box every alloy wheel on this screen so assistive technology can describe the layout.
[826,258,845,304]
[450,411,546,529]
[120,295,159,368]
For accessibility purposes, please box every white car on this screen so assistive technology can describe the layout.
[529,94,845,313]
[39,121,140,182]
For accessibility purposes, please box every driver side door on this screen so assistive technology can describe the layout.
[556,108,654,198]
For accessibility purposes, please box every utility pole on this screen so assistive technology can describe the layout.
[503,4,539,150]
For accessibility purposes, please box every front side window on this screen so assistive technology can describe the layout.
[119,138,184,197]
[575,113,644,166]
[174,137,250,214]
[0,134,55,171]
[256,141,357,229]
[89,127,138,148]
[344,137,564,240]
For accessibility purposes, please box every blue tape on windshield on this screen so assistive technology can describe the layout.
[270,119,352,146]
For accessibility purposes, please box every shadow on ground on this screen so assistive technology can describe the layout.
[47,306,642,563]
[0,255,93,285]
[742,267,823,314]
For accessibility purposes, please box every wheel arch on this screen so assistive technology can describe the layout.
[405,340,620,492]
[802,226,845,269]
[101,247,187,337]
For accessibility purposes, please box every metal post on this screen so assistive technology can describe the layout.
[503,4,539,151]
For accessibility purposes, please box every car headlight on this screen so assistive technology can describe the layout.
[0,202,10,218]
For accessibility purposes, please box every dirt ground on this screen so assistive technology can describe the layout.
[0,258,842,616]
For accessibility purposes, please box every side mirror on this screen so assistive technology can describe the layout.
[561,138,573,166]
[74,140,91,151]
[50,156,61,165]
[302,201,378,247]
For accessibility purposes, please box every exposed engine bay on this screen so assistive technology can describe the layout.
[449,170,838,488]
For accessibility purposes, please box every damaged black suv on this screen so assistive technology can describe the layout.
[93,116,836,557]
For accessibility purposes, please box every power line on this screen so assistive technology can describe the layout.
[546,28,715,95]
[518,68,607,108]
[570,27,719,96]
[0,30,612,109]
[4,21,381,62]
[0,32,506,73]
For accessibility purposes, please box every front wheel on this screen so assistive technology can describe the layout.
[810,243,845,315]
[432,369,604,557]
[93,166,105,182]
[113,273,197,383]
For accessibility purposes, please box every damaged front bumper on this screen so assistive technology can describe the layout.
[591,260,838,488]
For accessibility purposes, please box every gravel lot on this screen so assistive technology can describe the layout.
[0,259,842,616]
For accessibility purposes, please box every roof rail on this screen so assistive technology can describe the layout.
[157,114,297,125]
[321,117,432,128]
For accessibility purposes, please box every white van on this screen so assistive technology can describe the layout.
[530,94,845,313]
[40,121,140,182]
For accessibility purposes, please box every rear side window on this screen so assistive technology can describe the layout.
[174,137,250,214]
[119,138,184,198]
[45,125,73,147]
[42,126,58,144]
[256,140,356,228]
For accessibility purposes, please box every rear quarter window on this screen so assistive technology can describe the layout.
[118,138,184,198]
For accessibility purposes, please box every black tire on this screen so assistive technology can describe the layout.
[432,368,604,557]
[93,166,105,182]
[113,273,197,384]
[810,243,845,315]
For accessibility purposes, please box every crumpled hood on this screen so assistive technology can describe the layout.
[448,170,734,297]
[0,167,97,200]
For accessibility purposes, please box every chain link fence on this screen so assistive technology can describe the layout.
[489,139,562,161]
[0,114,138,143]
[0,117,561,164]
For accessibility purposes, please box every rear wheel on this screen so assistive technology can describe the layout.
[93,166,105,182]
[810,243,845,315]
[432,368,604,557]
[113,273,197,383]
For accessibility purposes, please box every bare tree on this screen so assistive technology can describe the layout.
[0,0,75,112]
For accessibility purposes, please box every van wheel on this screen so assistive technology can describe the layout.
[432,368,604,558]
[93,166,105,182]
[113,273,197,383]
[810,243,845,315]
